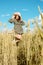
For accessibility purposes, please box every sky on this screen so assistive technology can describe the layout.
[0,0,43,30]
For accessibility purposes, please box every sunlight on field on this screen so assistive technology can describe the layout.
[0,7,43,65]
[0,28,43,65]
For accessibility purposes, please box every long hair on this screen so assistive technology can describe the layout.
[14,14,21,21]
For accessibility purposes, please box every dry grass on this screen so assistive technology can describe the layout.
[0,16,43,65]
[0,29,43,65]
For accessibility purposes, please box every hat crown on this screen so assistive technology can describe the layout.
[14,12,21,17]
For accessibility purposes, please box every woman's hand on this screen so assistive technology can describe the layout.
[12,15,15,19]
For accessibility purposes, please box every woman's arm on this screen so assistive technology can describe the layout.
[9,18,16,24]
[20,20,25,26]
[9,19,14,23]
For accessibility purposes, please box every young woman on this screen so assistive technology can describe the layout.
[9,12,25,43]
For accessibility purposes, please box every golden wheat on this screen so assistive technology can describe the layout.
[0,17,43,65]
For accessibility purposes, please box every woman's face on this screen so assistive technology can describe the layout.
[16,15,19,20]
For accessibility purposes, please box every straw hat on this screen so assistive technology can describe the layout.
[14,12,21,17]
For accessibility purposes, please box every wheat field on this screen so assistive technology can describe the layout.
[0,28,43,65]
[0,13,43,65]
